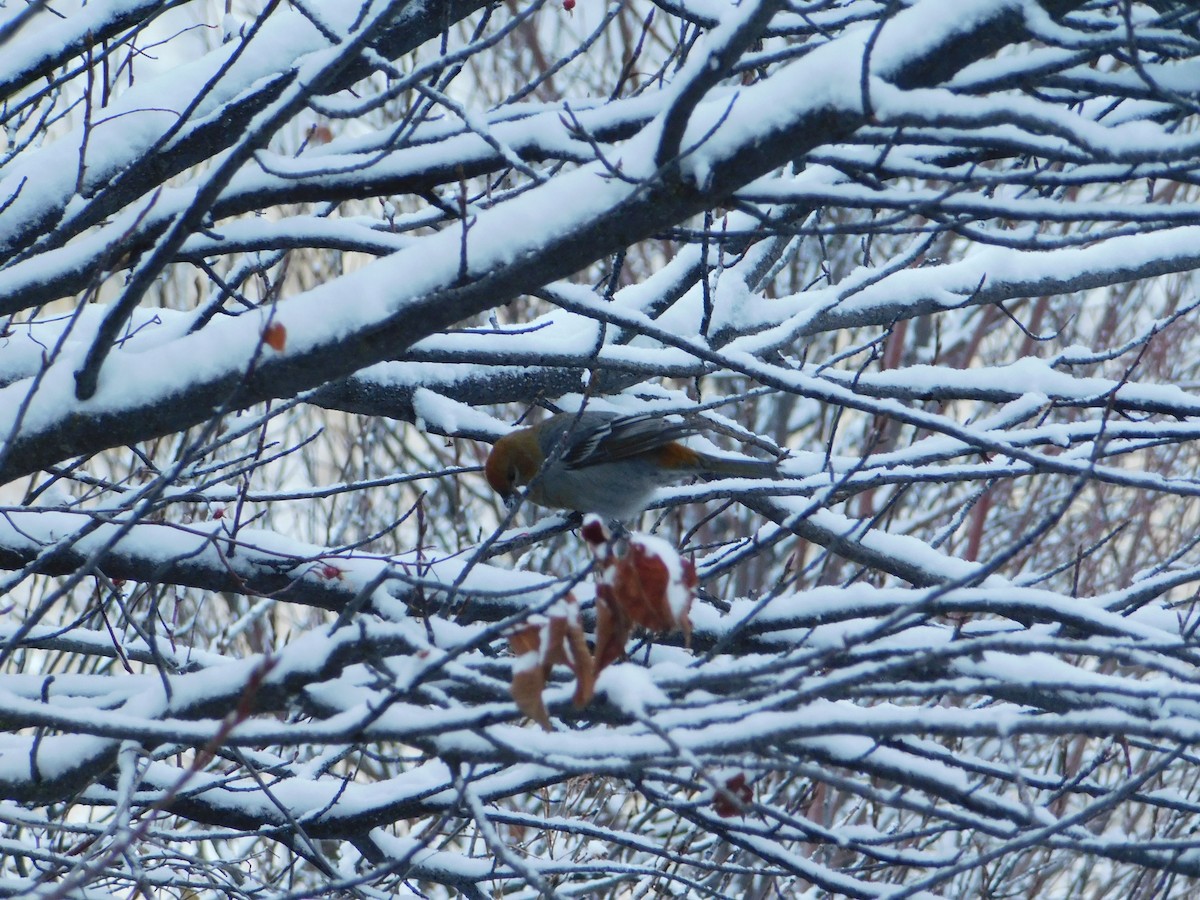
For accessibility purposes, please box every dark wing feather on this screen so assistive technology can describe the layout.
[562,412,702,468]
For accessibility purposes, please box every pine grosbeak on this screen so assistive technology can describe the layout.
[485,410,779,519]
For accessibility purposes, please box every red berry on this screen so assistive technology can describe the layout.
[581,516,609,546]
[318,563,344,581]
[562,0,575,10]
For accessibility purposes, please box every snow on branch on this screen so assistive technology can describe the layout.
[11,0,1200,896]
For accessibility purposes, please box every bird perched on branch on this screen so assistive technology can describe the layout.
[485,410,780,520]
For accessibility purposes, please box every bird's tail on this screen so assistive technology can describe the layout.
[694,452,780,480]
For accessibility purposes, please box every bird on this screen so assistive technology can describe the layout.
[484,410,780,520]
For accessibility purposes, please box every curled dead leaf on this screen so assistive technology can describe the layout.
[593,581,632,673]
[608,535,696,638]
[510,624,552,730]
[508,595,594,730]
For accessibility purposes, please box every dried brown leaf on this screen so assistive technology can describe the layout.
[608,536,696,635]
[263,321,287,352]
[509,624,552,730]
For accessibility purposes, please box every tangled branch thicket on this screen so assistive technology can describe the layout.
[6,0,1200,896]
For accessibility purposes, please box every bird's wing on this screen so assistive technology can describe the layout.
[562,412,701,468]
